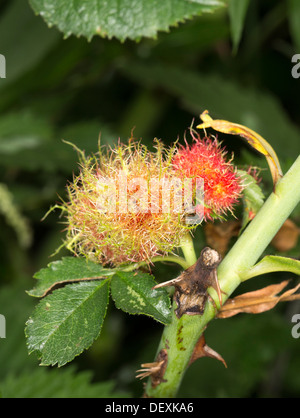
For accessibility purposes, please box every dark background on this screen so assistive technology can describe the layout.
[0,0,299,397]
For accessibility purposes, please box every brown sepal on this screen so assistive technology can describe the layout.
[217,280,300,318]
[204,220,241,257]
[271,219,300,252]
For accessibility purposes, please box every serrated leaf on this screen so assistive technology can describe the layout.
[237,170,265,230]
[29,0,224,41]
[111,271,172,324]
[28,256,116,297]
[241,255,300,282]
[26,280,109,366]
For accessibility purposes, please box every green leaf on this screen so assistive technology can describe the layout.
[0,367,130,398]
[237,170,265,231]
[111,271,172,324]
[28,256,116,297]
[29,0,224,41]
[288,0,300,51]
[26,280,109,366]
[241,255,300,281]
[228,0,250,53]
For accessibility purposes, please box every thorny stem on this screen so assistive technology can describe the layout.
[145,155,300,398]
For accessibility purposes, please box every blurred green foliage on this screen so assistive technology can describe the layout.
[0,0,299,398]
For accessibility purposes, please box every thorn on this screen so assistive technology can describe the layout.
[189,334,227,368]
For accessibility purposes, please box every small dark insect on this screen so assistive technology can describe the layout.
[154,247,224,318]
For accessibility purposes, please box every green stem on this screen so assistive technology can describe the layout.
[145,155,300,398]
[179,231,197,267]
[151,255,190,270]
[240,256,300,281]
[122,255,190,272]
